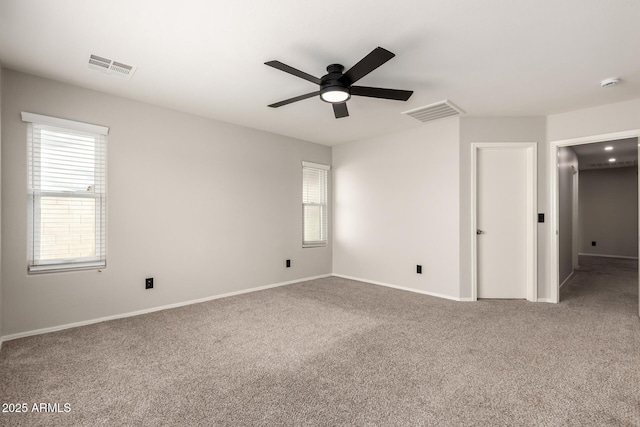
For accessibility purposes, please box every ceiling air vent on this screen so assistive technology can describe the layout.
[402,100,464,123]
[88,54,137,80]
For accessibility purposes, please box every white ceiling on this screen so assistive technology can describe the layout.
[1,0,640,146]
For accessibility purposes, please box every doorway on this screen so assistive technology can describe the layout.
[549,130,640,317]
[471,142,537,301]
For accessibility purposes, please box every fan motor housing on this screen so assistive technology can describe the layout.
[320,64,351,103]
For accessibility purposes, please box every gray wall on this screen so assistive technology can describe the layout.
[547,98,640,311]
[459,117,547,300]
[1,69,331,337]
[558,147,578,283]
[547,99,640,143]
[4,70,640,338]
[579,166,638,258]
[332,117,460,298]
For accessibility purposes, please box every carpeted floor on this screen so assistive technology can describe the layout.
[1,256,639,426]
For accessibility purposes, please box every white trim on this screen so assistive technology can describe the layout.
[560,271,574,289]
[302,161,331,170]
[21,112,109,135]
[572,169,580,270]
[551,129,640,147]
[302,243,328,248]
[470,142,538,302]
[29,260,106,274]
[1,274,331,342]
[578,252,639,260]
[549,129,640,306]
[332,274,463,301]
[537,298,556,303]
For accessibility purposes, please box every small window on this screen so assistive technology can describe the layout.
[302,161,330,247]
[22,112,108,273]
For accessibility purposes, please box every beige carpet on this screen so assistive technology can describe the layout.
[1,256,639,426]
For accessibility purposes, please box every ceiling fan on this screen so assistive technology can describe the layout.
[265,47,413,119]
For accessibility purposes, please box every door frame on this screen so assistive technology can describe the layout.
[548,129,640,307]
[471,142,538,301]
[571,166,580,271]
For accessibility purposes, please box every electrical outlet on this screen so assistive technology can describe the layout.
[592,241,596,247]
[417,265,422,274]
[286,259,291,268]
[145,277,154,289]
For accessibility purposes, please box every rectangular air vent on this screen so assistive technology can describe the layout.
[402,100,464,123]
[88,54,137,80]
[585,159,637,170]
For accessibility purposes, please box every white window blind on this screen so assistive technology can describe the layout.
[302,161,330,247]
[23,112,108,273]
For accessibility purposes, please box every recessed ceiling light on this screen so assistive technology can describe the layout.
[601,78,620,88]
[605,146,613,151]
[609,158,616,162]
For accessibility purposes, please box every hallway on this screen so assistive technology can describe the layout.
[561,255,638,316]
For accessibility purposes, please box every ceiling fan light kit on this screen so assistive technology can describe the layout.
[320,88,350,103]
[320,64,351,103]
[265,47,413,119]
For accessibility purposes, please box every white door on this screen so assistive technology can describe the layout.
[475,144,535,299]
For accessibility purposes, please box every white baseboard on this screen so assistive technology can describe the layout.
[559,271,574,289]
[578,252,638,260]
[1,274,331,343]
[332,274,463,301]
[537,298,556,303]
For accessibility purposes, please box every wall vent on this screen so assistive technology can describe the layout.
[584,159,637,170]
[88,54,137,80]
[402,100,465,123]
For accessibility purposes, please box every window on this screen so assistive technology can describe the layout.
[302,161,330,247]
[22,112,108,273]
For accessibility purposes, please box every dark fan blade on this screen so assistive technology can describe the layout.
[265,61,321,85]
[268,91,319,108]
[340,47,395,85]
[333,102,349,119]
[351,86,413,101]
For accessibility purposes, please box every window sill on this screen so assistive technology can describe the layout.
[303,243,327,248]
[28,261,106,274]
